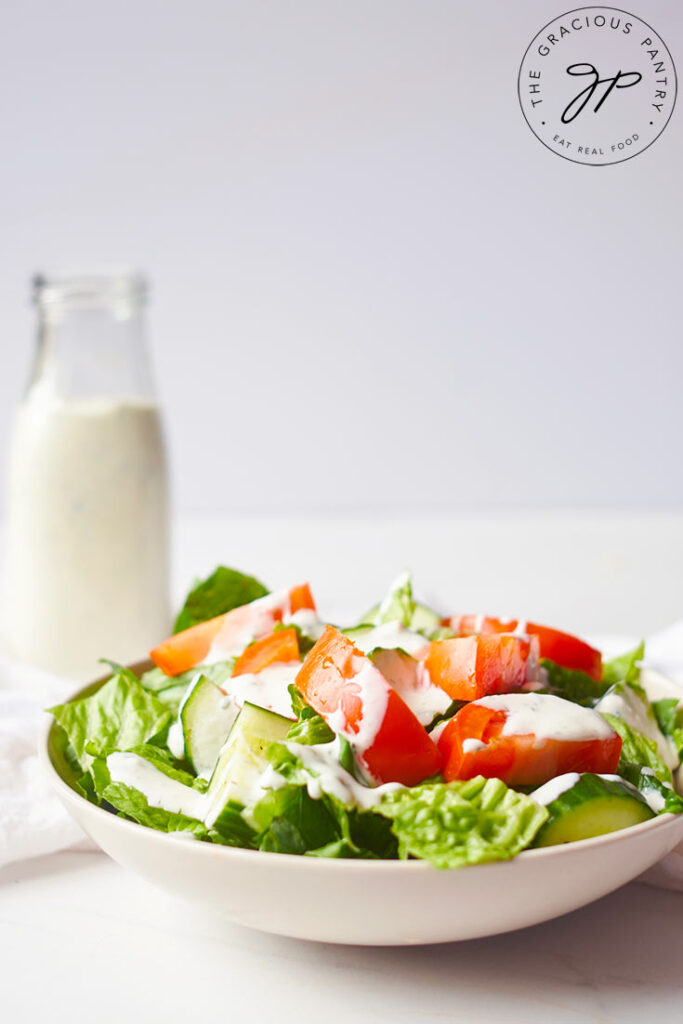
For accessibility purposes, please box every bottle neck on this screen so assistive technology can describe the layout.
[28,273,156,403]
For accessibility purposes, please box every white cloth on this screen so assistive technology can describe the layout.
[2,625,683,879]
[0,657,95,869]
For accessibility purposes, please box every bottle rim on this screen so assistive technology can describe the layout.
[33,270,148,309]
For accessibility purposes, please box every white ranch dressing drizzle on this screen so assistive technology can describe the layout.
[325,659,390,755]
[400,668,453,727]
[350,622,429,657]
[285,738,403,809]
[203,587,300,663]
[106,752,208,820]
[531,773,582,805]
[166,720,186,761]
[219,661,300,719]
[596,685,678,770]
[166,672,203,760]
[285,608,325,640]
[107,749,290,827]
[474,693,615,745]
[429,719,450,744]
[640,788,667,812]
[532,771,665,814]
[462,737,488,753]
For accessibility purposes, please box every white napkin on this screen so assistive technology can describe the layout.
[2,625,683,879]
[0,657,95,870]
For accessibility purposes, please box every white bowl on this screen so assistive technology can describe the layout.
[41,668,683,946]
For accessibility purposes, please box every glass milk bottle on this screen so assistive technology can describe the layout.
[4,272,170,679]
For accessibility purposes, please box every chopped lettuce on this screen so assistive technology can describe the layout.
[540,643,646,709]
[373,571,416,628]
[209,800,259,848]
[602,642,646,695]
[600,713,673,785]
[253,779,397,859]
[652,698,683,763]
[286,685,335,745]
[254,784,343,855]
[139,660,235,715]
[89,756,209,837]
[173,566,268,634]
[108,743,207,789]
[47,569,678,863]
[101,784,208,837]
[540,660,610,707]
[361,572,442,637]
[617,763,683,814]
[254,740,398,858]
[48,670,172,770]
[376,777,548,868]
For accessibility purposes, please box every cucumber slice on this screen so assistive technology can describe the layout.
[370,647,453,728]
[341,624,376,644]
[204,701,292,828]
[532,773,654,847]
[361,601,441,634]
[410,602,442,634]
[181,674,238,778]
[370,647,418,688]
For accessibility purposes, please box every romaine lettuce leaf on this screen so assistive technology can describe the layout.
[88,756,208,836]
[254,741,398,858]
[376,777,548,868]
[286,684,335,745]
[209,800,258,848]
[600,712,673,784]
[540,660,610,706]
[139,660,234,715]
[48,671,172,770]
[602,642,646,694]
[361,573,444,637]
[254,784,342,855]
[115,744,207,790]
[373,571,416,628]
[539,643,646,708]
[253,782,397,859]
[104,785,208,837]
[174,566,268,634]
[617,763,683,814]
[652,698,683,764]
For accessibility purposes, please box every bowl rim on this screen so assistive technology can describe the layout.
[40,668,683,873]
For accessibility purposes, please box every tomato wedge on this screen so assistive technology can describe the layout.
[150,583,316,676]
[438,694,622,786]
[424,634,538,702]
[232,627,300,677]
[445,615,602,681]
[296,625,442,786]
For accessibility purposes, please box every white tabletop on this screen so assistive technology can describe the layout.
[4,511,683,1023]
[2,852,683,1023]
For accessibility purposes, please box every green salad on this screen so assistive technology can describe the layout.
[49,567,683,868]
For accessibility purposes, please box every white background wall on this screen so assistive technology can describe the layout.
[0,0,680,515]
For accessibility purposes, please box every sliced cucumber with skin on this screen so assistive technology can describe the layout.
[532,773,654,847]
[180,674,238,779]
[341,624,377,645]
[361,601,442,634]
[204,702,292,828]
[370,646,418,687]
[410,602,442,634]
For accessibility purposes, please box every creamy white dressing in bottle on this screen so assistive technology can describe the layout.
[4,272,170,678]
